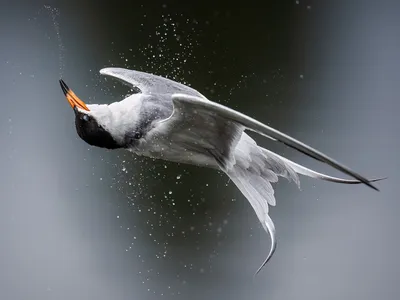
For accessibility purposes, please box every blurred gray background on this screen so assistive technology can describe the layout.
[0,0,399,299]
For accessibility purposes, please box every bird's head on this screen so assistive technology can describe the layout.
[59,79,125,149]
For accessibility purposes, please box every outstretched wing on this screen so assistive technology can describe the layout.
[155,93,382,274]
[100,67,206,98]
[164,94,379,191]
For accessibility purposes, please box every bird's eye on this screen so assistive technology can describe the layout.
[82,114,89,122]
[134,132,142,139]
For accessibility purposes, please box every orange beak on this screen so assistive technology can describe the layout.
[59,79,90,111]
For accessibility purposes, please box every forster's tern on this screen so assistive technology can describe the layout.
[59,68,383,274]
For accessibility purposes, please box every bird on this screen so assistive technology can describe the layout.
[59,67,384,275]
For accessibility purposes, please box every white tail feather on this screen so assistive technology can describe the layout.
[261,148,385,184]
[224,138,384,275]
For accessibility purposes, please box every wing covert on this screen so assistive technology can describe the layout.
[100,67,206,98]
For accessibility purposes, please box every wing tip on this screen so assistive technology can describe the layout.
[368,176,387,191]
[100,67,128,76]
[99,67,116,75]
[364,180,380,191]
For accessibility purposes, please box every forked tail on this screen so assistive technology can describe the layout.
[225,140,385,275]
[261,148,386,185]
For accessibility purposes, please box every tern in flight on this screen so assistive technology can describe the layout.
[59,68,383,275]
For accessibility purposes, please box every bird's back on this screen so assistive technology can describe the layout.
[136,94,175,134]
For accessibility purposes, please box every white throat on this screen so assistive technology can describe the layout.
[84,94,144,144]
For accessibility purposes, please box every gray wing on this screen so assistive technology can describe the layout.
[156,93,382,274]
[153,93,382,274]
[100,68,206,98]
[164,94,379,191]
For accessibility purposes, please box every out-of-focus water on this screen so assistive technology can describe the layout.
[0,1,399,300]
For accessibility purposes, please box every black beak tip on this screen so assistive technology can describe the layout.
[59,79,69,96]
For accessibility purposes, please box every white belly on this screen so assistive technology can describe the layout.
[128,138,219,169]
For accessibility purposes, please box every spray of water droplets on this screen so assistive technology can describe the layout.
[87,11,252,296]
[43,5,65,77]
[114,13,203,87]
